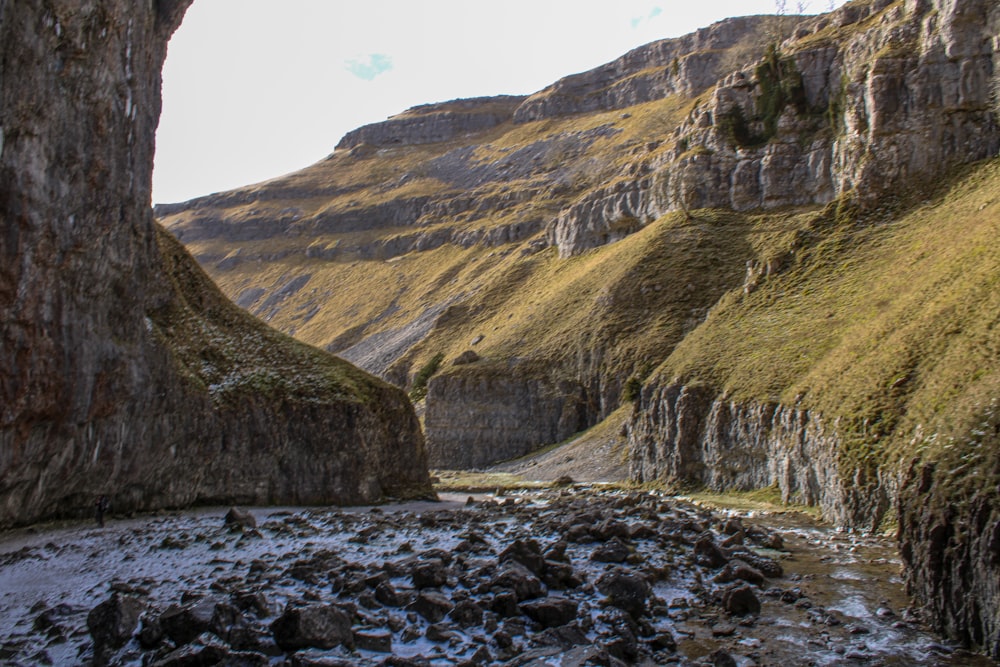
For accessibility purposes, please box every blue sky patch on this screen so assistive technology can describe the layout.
[345,53,394,81]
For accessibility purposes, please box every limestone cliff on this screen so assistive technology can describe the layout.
[512,15,805,123]
[0,0,431,527]
[423,363,589,469]
[336,96,526,150]
[550,0,1000,256]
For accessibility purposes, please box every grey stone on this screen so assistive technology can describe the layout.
[270,603,353,651]
[722,584,761,616]
[520,597,579,628]
[87,594,145,664]
[596,568,651,618]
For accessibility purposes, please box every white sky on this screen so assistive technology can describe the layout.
[153,0,844,204]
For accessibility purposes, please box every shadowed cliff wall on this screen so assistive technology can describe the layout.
[0,0,431,527]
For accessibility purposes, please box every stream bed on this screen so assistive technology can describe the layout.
[0,488,995,666]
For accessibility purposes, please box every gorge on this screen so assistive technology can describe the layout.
[1,0,999,663]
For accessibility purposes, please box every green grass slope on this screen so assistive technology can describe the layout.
[653,159,1000,477]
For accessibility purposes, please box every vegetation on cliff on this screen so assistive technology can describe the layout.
[152,226,388,406]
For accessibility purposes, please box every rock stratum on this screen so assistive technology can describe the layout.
[158,0,1000,657]
[0,1,432,528]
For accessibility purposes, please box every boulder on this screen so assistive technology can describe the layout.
[225,508,257,530]
[408,591,454,623]
[590,536,631,563]
[520,597,579,628]
[270,603,353,651]
[596,568,651,618]
[491,562,546,602]
[87,593,144,663]
[499,539,546,575]
[722,584,761,615]
[411,559,448,589]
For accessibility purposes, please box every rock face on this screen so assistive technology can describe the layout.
[512,16,805,123]
[627,384,892,530]
[0,0,431,527]
[899,449,1000,658]
[423,365,589,468]
[549,0,1000,256]
[336,96,526,150]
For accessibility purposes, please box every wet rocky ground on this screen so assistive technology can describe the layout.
[0,488,995,666]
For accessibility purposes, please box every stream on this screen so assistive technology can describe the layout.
[0,488,994,666]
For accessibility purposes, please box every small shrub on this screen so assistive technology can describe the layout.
[409,352,445,401]
[623,376,644,402]
[718,106,764,148]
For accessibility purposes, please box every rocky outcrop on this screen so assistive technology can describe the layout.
[546,178,659,258]
[550,0,1000,256]
[0,0,431,527]
[336,96,525,150]
[512,16,804,123]
[423,365,590,469]
[898,419,1000,658]
[627,384,892,529]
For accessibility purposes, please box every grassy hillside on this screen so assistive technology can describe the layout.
[655,159,1000,474]
[151,225,400,407]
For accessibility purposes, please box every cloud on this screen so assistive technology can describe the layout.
[345,53,394,81]
[631,6,664,29]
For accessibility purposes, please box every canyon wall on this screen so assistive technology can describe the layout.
[550,0,1000,256]
[0,0,431,527]
[423,364,589,469]
[627,384,892,529]
[336,96,526,150]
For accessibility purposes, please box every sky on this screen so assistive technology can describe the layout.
[153,0,844,205]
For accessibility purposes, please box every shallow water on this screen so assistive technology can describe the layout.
[0,490,994,666]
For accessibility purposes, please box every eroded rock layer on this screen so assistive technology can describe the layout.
[0,0,431,527]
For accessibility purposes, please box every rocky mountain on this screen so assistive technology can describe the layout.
[157,0,1000,657]
[0,1,432,528]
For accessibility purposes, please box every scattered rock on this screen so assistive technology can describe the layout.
[709,648,738,667]
[270,603,354,651]
[411,559,448,589]
[87,594,144,663]
[225,507,258,530]
[449,599,484,628]
[590,536,631,563]
[375,581,405,607]
[408,590,454,623]
[694,533,731,569]
[714,558,766,586]
[499,539,546,575]
[492,562,546,601]
[159,597,230,646]
[596,568,651,618]
[453,350,480,366]
[354,629,393,652]
[149,632,231,666]
[722,585,761,616]
[520,596,579,628]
